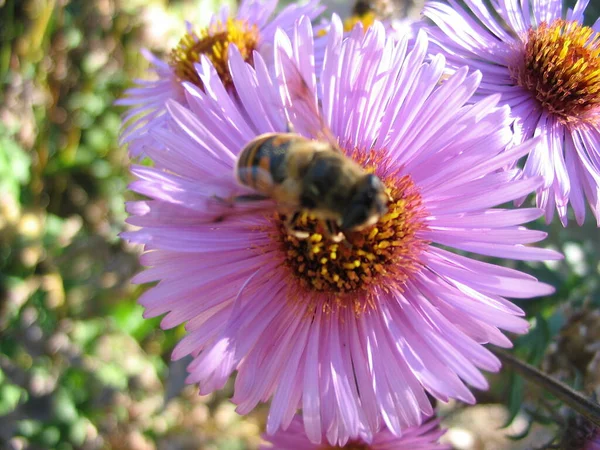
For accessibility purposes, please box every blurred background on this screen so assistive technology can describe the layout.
[1,0,599,449]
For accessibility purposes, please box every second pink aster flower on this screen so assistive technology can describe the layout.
[424,0,600,225]
[117,0,323,157]
[122,15,562,446]
[261,415,450,449]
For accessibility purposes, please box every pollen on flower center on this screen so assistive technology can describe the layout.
[510,19,600,124]
[276,150,427,314]
[343,11,376,33]
[317,11,376,38]
[170,18,260,89]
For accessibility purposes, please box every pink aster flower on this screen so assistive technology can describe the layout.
[560,416,600,449]
[583,431,600,450]
[424,0,600,226]
[122,15,562,445]
[117,0,323,157]
[586,431,600,450]
[260,415,451,449]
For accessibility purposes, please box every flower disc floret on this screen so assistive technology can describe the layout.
[279,154,426,314]
[510,19,600,125]
[171,18,260,89]
[343,11,376,33]
[424,0,600,226]
[117,0,323,158]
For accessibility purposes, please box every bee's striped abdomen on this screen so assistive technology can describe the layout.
[236,134,292,191]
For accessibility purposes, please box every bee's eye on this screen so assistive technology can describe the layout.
[366,174,380,189]
[364,175,382,198]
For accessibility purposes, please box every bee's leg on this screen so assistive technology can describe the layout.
[231,194,270,203]
[286,121,296,133]
[283,211,309,239]
[212,193,270,206]
[323,220,346,244]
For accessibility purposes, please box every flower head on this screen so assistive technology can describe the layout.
[313,0,424,74]
[424,0,600,226]
[117,0,323,157]
[122,15,561,445]
[315,0,422,44]
[585,430,600,450]
[559,415,600,449]
[260,415,451,449]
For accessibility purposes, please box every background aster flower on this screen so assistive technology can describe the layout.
[260,415,451,449]
[558,415,600,449]
[313,1,424,75]
[424,0,600,226]
[117,0,323,157]
[122,14,562,445]
[586,431,600,450]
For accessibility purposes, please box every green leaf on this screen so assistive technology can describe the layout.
[0,126,30,200]
[69,418,89,446]
[529,313,551,366]
[503,373,525,428]
[17,419,42,437]
[111,301,159,342]
[70,319,105,349]
[39,426,61,447]
[54,389,79,423]
[0,383,25,415]
[218,438,246,450]
[86,128,111,154]
[64,27,82,49]
[96,363,128,390]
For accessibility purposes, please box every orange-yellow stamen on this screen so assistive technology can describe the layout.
[317,11,377,38]
[510,19,600,124]
[170,18,260,89]
[343,11,376,33]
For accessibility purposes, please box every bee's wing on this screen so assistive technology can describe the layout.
[205,198,279,225]
[201,166,287,225]
[278,51,341,153]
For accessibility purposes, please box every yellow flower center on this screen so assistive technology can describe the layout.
[317,11,377,38]
[510,19,600,125]
[343,11,376,33]
[170,18,260,89]
[276,150,427,315]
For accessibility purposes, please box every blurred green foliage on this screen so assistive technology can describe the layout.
[0,1,267,449]
[1,0,600,449]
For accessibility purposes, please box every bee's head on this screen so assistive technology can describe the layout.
[340,174,388,231]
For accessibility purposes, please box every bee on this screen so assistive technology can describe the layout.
[352,0,418,21]
[352,0,395,19]
[211,57,389,243]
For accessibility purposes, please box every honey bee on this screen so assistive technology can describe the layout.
[352,0,418,21]
[212,58,389,243]
[353,0,395,19]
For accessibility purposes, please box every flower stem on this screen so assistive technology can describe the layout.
[490,346,600,427]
